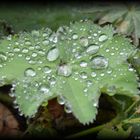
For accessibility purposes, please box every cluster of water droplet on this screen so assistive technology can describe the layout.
[0,20,139,121]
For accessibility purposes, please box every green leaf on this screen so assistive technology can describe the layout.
[81,3,140,46]
[0,20,139,124]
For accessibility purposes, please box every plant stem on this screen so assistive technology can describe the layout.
[122,117,140,124]
[124,98,140,114]
[65,124,105,139]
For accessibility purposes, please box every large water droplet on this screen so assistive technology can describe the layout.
[99,34,108,42]
[0,52,7,63]
[47,47,59,61]
[86,44,100,55]
[91,56,108,69]
[39,84,50,94]
[43,66,52,74]
[80,37,88,47]
[58,64,72,77]
[24,68,36,77]
[57,95,66,105]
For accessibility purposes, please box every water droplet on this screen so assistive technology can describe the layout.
[91,56,108,69]
[93,102,98,107]
[25,41,31,46]
[107,86,116,95]
[72,33,78,40]
[87,80,93,87]
[42,40,49,45]
[31,52,38,58]
[22,48,29,54]
[64,101,72,113]
[80,61,87,67]
[86,44,100,55]
[31,30,40,37]
[91,72,96,77]
[80,72,87,79]
[39,84,50,94]
[49,77,56,85]
[105,49,110,52]
[24,68,36,77]
[80,37,88,47]
[29,46,35,50]
[100,73,105,77]
[58,64,72,77]
[13,47,20,52]
[38,49,46,56]
[43,66,52,74]
[111,53,114,56]
[129,67,134,72]
[99,34,108,42]
[0,52,7,63]
[93,33,97,37]
[47,47,59,61]
[107,69,112,74]
[57,95,66,105]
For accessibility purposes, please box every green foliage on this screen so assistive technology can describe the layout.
[79,3,140,46]
[0,20,139,125]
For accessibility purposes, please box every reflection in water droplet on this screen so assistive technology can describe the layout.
[24,68,36,77]
[47,47,59,61]
[58,64,72,77]
[86,44,100,55]
[99,34,108,42]
[91,56,108,69]
[80,37,88,47]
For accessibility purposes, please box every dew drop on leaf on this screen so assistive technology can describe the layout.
[42,40,49,45]
[57,64,72,77]
[86,44,100,55]
[91,72,97,77]
[91,56,108,69]
[13,47,20,52]
[80,36,88,47]
[64,101,72,113]
[57,95,66,105]
[43,66,52,74]
[39,84,50,94]
[72,33,78,40]
[0,52,8,63]
[80,61,88,67]
[80,72,88,79]
[24,68,36,77]
[99,34,108,42]
[22,48,29,54]
[47,47,59,61]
